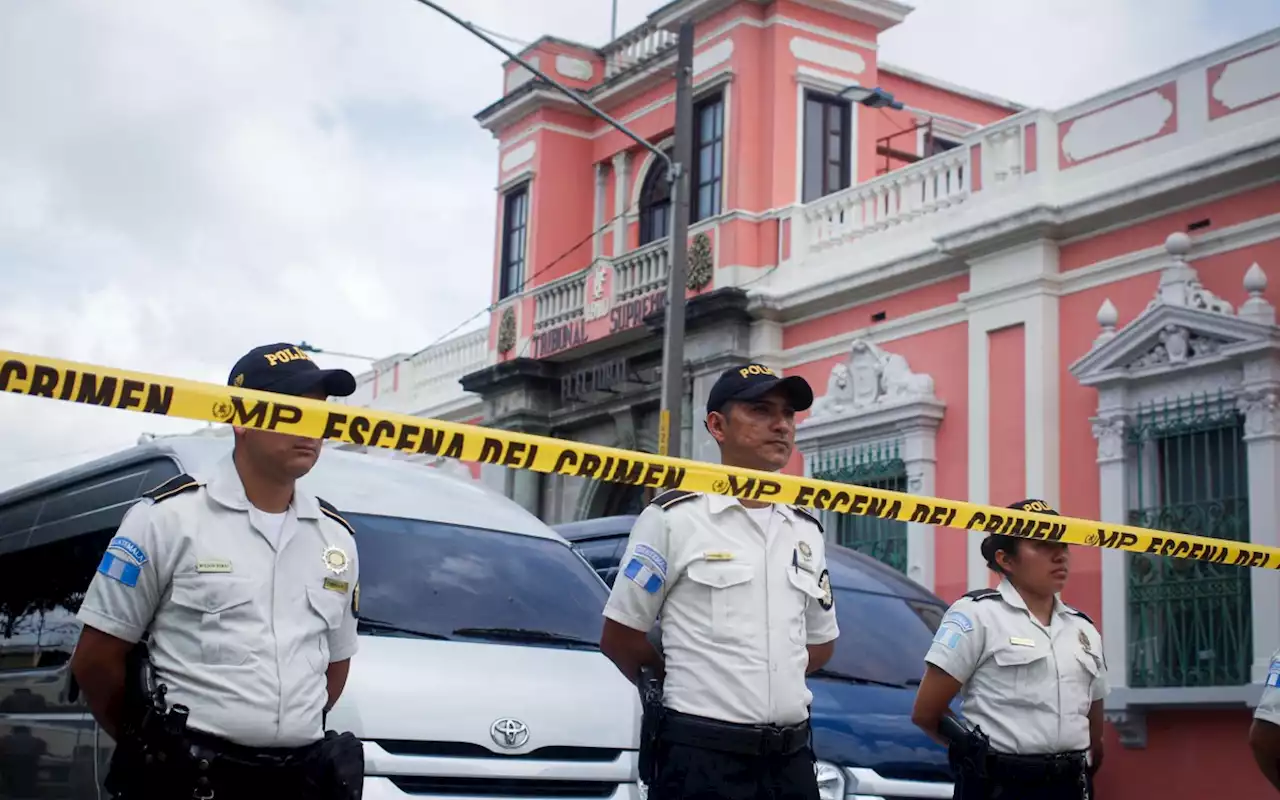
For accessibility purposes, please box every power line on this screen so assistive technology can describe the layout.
[419,208,631,355]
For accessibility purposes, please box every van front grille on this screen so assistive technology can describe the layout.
[388,776,617,797]
[373,739,622,761]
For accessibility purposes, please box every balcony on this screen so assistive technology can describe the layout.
[601,22,677,81]
[532,240,670,332]
[345,328,489,418]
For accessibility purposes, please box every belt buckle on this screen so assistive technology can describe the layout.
[758,725,785,754]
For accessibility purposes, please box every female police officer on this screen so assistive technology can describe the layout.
[910,499,1108,800]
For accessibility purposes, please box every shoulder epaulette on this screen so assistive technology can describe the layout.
[790,505,824,533]
[317,497,356,536]
[963,588,1001,602]
[1066,606,1095,626]
[142,474,202,503]
[651,489,699,510]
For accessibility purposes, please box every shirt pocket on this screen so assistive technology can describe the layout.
[169,574,258,666]
[785,568,825,644]
[685,561,755,645]
[989,643,1054,709]
[304,585,348,673]
[1062,649,1101,716]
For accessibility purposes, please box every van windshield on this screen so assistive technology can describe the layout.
[346,513,609,648]
[821,589,943,688]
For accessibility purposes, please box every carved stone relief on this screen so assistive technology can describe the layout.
[809,339,937,421]
[1124,325,1226,369]
[1091,417,1126,462]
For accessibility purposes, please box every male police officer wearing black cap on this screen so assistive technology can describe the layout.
[72,343,365,799]
[601,363,840,800]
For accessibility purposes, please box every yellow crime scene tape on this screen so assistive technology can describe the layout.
[3,348,1279,571]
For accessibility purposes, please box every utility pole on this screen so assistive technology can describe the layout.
[611,0,619,40]
[656,20,694,459]
[411,0,695,458]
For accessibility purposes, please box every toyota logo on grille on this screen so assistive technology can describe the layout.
[490,718,530,749]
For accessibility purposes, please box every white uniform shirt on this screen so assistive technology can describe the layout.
[924,578,1107,755]
[76,454,360,748]
[603,491,839,727]
[1256,647,1280,726]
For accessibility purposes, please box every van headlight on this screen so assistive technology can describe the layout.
[815,760,845,800]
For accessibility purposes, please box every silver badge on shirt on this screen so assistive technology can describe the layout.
[323,545,350,575]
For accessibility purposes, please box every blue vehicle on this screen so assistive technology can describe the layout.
[556,514,957,800]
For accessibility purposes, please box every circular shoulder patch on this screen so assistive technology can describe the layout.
[818,569,833,611]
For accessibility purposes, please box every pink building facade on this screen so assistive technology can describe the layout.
[346,2,1280,795]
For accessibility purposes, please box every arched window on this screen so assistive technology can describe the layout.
[637,149,673,247]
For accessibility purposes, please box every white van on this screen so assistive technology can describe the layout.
[0,433,642,799]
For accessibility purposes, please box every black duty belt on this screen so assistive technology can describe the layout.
[659,710,810,757]
[185,727,320,771]
[988,750,1088,783]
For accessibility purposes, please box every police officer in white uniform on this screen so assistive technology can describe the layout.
[1249,646,1280,792]
[600,363,839,800]
[911,499,1107,800]
[70,342,364,800]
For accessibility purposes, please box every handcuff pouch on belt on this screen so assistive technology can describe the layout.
[637,666,665,787]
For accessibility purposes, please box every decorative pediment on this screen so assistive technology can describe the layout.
[1069,232,1279,387]
[798,337,944,447]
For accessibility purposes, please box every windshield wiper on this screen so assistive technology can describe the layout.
[357,617,450,640]
[450,627,599,649]
[811,668,912,689]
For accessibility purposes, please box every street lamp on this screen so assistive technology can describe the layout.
[840,85,904,110]
[297,341,379,361]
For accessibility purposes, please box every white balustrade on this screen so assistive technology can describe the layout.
[801,149,970,252]
[613,240,669,300]
[603,24,678,80]
[532,271,588,331]
[348,328,488,416]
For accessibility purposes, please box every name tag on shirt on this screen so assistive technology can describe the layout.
[323,577,350,594]
[197,559,233,573]
[702,551,734,561]
[1009,637,1036,647]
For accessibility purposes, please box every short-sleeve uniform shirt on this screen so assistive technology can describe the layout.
[76,454,360,748]
[603,491,839,727]
[924,579,1108,755]
[1256,647,1280,726]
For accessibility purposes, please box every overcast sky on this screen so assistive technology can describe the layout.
[2,0,1278,492]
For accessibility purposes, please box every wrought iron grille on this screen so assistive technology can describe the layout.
[811,442,908,573]
[1125,390,1252,688]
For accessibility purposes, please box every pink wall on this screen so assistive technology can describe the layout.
[783,275,969,349]
[1060,181,1280,271]
[1097,710,1274,797]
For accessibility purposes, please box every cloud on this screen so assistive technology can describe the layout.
[1,0,1277,492]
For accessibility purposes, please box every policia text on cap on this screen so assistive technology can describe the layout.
[599,363,838,800]
[69,343,366,800]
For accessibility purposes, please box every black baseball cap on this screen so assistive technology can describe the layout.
[1007,498,1059,515]
[706,363,814,416]
[227,343,357,398]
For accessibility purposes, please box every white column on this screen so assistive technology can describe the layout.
[1241,388,1280,682]
[1093,416,1130,693]
[593,162,608,259]
[612,151,632,256]
[903,422,939,592]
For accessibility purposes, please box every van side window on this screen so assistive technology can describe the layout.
[0,530,111,673]
[573,537,627,586]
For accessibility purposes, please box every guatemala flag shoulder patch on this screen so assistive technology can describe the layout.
[97,537,149,588]
[623,556,664,594]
